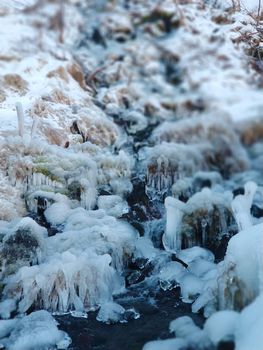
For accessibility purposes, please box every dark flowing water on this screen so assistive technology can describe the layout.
[57,287,204,350]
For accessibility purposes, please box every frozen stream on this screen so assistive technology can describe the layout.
[1,1,263,350]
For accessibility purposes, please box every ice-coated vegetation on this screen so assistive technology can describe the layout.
[1,0,263,349]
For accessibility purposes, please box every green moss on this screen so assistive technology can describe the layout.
[33,166,61,183]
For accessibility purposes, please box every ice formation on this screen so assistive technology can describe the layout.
[231,181,257,231]
[163,197,185,252]
[0,311,71,350]
[218,222,263,310]
[1,209,138,314]
[0,217,47,277]
[163,188,236,253]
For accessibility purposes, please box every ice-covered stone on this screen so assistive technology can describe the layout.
[163,189,236,255]
[0,217,46,277]
[96,302,125,324]
[159,261,186,291]
[98,195,129,218]
[218,222,263,310]
[0,311,71,350]
[170,316,200,338]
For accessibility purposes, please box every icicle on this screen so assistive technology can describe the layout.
[71,104,78,114]
[231,181,257,231]
[30,117,39,141]
[201,217,208,246]
[163,196,185,252]
[16,102,25,139]
[80,179,97,210]
[218,205,228,237]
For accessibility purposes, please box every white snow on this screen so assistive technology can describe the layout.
[235,294,263,350]
[204,310,238,345]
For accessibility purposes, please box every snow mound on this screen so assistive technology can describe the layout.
[0,310,71,350]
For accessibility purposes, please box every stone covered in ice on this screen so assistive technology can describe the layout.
[97,195,129,218]
[178,247,215,264]
[163,188,236,254]
[0,299,16,320]
[170,316,200,338]
[159,261,186,291]
[0,310,71,350]
[44,202,71,227]
[219,222,263,310]
[134,237,158,261]
[0,217,46,277]
[96,302,125,324]
[180,273,204,303]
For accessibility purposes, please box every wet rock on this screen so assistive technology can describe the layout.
[181,204,237,257]
[91,27,107,47]
[232,187,245,197]
[217,340,235,350]
[140,4,181,34]
[251,204,263,218]
[164,57,182,85]
[123,308,140,322]
[123,177,163,235]
[126,261,154,286]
